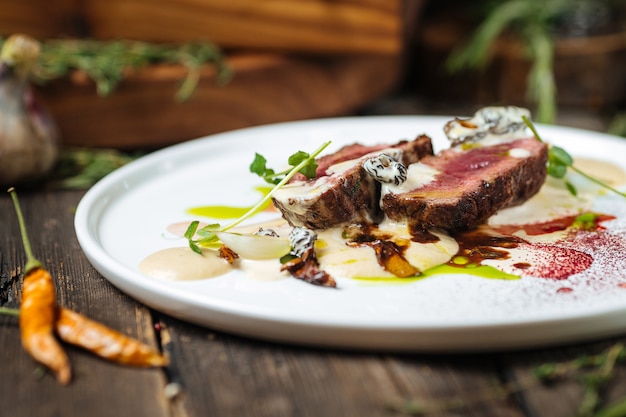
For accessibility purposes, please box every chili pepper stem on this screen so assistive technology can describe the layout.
[8,187,42,273]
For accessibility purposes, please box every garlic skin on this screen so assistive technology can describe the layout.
[0,34,59,186]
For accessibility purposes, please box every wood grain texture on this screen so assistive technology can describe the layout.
[0,190,169,417]
[83,0,402,55]
[0,0,405,55]
[37,53,402,149]
[159,315,524,417]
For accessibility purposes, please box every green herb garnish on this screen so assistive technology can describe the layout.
[571,212,601,232]
[523,116,626,199]
[185,141,331,253]
[184,221,221,255]
[250,150,319,185]
[50,147,143,189]
[0,37,231,101]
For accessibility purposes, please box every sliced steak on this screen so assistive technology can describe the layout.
[272,135,434,229]
[381,137,549,232]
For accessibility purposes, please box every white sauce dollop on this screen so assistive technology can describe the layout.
[487,177,593,232]
[139,247,233,281]
[382,162,439,195]
[509,148,531,158]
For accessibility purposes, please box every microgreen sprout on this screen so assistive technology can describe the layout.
[185,141,331,254]
[250,150,319,185]
[523,116,626,199]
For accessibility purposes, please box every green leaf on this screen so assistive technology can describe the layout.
[196,224,220,238]
[186,140,332,256]
[250,153,269,176]
[572,212,598,231]
[565,180,578,197]
[547,162,567,178]
[188,241,203,255]
[524,116,626,200]
[223,141,330,232]
[251,147,321,184]
[288,151,318,179]
[287,151,310,166]
[184,220,200,240]
[550,146,573,165]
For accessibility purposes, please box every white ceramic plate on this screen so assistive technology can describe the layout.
[75,116,626,352]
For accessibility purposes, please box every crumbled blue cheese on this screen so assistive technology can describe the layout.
[289,226,317,257]
[381,162,440,195]
[272,147,403,215]
[444,106,531,147]
[255,227,280,237]
[363,153,407,186]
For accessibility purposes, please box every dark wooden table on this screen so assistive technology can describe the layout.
[1,184,626,417]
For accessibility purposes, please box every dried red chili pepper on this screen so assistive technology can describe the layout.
[55,308,168,367]
[9,188,71,384]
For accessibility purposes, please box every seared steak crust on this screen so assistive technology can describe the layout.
[273,135,434,229]
[382,138,549,232]
[273,167,379,230]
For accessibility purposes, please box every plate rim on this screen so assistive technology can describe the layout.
[74,115,626,351]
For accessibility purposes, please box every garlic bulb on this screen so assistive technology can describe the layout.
[0,34,59,185]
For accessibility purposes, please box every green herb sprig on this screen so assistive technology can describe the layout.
[50,147,143,189]
[0,37,232,102]
[250,150,319,185]
[523,116,626,199]
[185,141,331,254]
[386,342,626,416]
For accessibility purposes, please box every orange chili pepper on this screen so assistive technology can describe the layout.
[55,308,168,367]
[10,188,71,384]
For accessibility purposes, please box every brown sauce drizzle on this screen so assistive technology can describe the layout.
[341,212,613,280]
[446,212,614,274]
[492,213,615,236]
[343,223,420,277]
[410,227,441,244]
[449,228,522,268]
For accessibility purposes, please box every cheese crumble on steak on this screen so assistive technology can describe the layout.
[272,107,548,234]
[271,135,434,230]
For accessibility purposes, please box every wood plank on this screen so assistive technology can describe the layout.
[158,314,524,417]
[83,0,403,55]
[502,340,626,417]
[0,190,170,417]
[37,53,402,149]
[0,0,78,39]
[0,0,407,55]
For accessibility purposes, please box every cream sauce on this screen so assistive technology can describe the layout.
[573,157,626,188]
[315,220,458,279]
[489,178,594,228]
[139,247,233,281]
